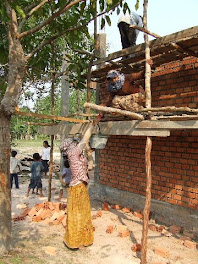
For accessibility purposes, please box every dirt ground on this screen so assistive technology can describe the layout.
[1,144,197,264]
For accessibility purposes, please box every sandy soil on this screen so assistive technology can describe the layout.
[2,146,197,264]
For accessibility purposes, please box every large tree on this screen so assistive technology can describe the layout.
[0,0,132,254]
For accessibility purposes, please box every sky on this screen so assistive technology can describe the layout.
[90,0,198,54]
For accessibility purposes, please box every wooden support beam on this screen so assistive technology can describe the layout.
[130,25,198,58]
[156,115,198,121]
[137,106,198,113]
[141,2,152,263]
[92,26,198,66]
[84,102,144,120]
[14,108,89,123]
[38,120,198,136]
[39,122,170,137]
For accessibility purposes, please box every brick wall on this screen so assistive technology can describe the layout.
[98,57,198,211]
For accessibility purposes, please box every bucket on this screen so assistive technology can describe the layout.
[90,134,108,149]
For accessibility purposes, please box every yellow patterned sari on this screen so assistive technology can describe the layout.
[64,182,94,249]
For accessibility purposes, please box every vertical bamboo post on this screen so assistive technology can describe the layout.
[48,40,55,202]
[141,1,152,264]
[86,0,98,118]
[86,58,93,119]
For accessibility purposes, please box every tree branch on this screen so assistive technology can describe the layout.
[18,0,50,32]
[18,0,83,39]
[26,1,121,60]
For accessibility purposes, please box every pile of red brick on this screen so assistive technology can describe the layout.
[13,202,67,227]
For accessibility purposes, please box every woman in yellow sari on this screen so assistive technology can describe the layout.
[60,122,97,249]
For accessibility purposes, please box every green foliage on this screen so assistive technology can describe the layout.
[1,0,133,126]
[69,88,96,117]
[135,0,140,11]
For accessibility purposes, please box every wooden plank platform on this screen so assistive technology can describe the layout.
[91,26,198,79]
[38,119,198,137]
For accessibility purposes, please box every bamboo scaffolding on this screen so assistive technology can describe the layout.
[48,40,55,202]
[22,122,56,126]
[141,1,152,264]
[136,106,198,113]
[84,102,144,120]
[156,114,198,121]
[130,25,198,58]
[67,112,98,117]
[14,108,89,123]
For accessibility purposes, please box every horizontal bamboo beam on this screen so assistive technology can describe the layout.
[14,108,89,123]
[84,102,144,120]
[23,122,56,126]
[156,115,198,121]
[136,106,198,113]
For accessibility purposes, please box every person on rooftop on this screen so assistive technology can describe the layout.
[118,12,143,49]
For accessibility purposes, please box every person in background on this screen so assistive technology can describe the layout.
[41,140,50,177]
[59,158,71,201]
[10,150,22,189]
[118,12,143,49]
[26,153,44,197]
[60,122,99,250]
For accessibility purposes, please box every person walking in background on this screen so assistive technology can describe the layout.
[26,153,44,197]
[41,140,50,177]
[118,12,143,49]
[60,122,99,250]
[10,150,22,189]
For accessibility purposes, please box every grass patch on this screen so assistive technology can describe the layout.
[0,254,45,264]
[13,139,60,152]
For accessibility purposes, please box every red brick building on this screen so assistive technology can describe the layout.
[94,56,198,230]
[40,27,198,232]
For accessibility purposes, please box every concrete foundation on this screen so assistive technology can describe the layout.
[88,181,198,231]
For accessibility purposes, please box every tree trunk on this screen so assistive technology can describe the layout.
[0,4,26,254]
[0,112,11,254]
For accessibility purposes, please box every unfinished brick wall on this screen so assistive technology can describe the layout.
[98,57,198,211]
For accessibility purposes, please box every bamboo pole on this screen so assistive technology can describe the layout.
[14,108,89,123]
[86,58,93,118]
[136,106,198,113]
[156,114,198,121]
[48,40,55,202]
[23,122,56,126]
[84,102,144,120]
[141,1,152,264]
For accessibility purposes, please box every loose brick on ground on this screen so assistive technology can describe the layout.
[133,211,143,219]
[118,230,130,237]
[122,207,131,213]
[106,225,114,234]
[184,240,197,249]
[169,225,182,234]
[96,211,102,217]
[131,244,141,252]
[149,224,158,232]
[103,202,109,211]
[154,247,170,258]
